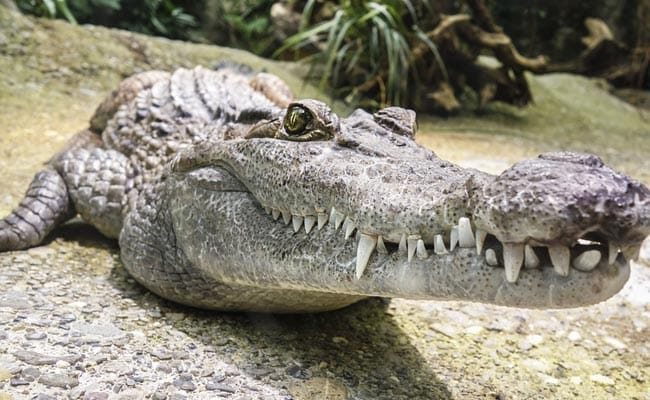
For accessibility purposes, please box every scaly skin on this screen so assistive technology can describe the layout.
[1,65,649,312]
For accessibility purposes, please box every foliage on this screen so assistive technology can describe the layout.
[219,0,278,56]
[276,0,446,108]
[15,0,198,40]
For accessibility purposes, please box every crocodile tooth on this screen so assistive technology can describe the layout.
[344,218,356,239]
[264,207,271,214]
[407,235,420,262]
[608,243,618,265]
[434,234,448,254]
[449,226,459,252]
[458,217,475,248]
[272,209,281,220]
[524,245,539,269]
[573,250,601,271]
[398,234,407,254]
[292,215,304,233]
[331,208,345,230]
[376,235,388,254]
[317,212,328,230]
[282,211,292,225]
[622,246,639,261]
[475,229,487,254]
[416,239,429,259]
[548,245,570,276]
[503,243,524,283]
[485,249,499,266]
[356,234,377,279]
[304,216,316,233]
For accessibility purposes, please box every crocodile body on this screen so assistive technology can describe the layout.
[1,65,649,312]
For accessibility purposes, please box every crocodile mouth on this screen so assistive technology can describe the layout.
[258,203,632,284]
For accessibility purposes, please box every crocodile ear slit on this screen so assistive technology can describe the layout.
[373,107,417,139]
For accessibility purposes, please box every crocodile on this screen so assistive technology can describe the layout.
[1,65,649,312]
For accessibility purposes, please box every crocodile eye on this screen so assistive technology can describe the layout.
[284,105,312,136]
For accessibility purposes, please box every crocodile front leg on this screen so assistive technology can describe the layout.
[0,148,138,251]
[54,148,139,239]
[0,168,75,251]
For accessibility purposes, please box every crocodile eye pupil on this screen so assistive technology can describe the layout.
[284,106,311,136]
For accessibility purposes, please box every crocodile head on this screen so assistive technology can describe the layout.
[167,99,650,310]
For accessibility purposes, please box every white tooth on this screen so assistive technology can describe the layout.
[398,234,407,254]
[282,211,292,225]
[292,215,304,233]
[458,217,475,248]
[524,245,539,269]
[548,245,570,277]
[317,212,328,230]
[608,243,619,265]
[344,218,356,239]
[407,235,420,262]
[485,249,499,266]
[331,208,345,230]
[434,234,448,255]
[503,243,524,283]
[264,207,271,214]
[272,209,281,220]
[475,229,487,253]
[356,234,377,279]
[416,239,429,259]
[573,250,601,271]
[449,226,459,252]
[376,236,388,254]
[304,216,316,233]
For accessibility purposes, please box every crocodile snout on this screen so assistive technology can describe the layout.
[470,151,650,282]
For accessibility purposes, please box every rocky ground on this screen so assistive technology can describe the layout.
[0,5,649,400]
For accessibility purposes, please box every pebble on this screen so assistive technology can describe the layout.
[173,374,197,391]
[430,323,458,338]
[10,376,31,386]
[13,350,57,366]
[22,367,40,379]
[38,373,79,388]
[567,331,581,341]
[0,291,32,309]
[25,331,47,340]
[70,321,125,338]
[33,394,56,400]
[522,358,553,374]
[526,334,544,346]
[590,374,615,386]
[603,336,626,350]
[465,325,483,335]
[331,336,348,344]
[206,382,237,393]
[285,364,312,379]
[246,368,273,378]
[150,349,173,360]
[83,392,109,400]
[539,373,559,385]
[569,376,583,385]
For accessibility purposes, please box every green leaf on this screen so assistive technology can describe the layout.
[42,0,56,17]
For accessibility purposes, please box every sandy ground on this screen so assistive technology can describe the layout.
[0,6,649,400]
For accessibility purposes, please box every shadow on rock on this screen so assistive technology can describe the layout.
[106,260,452,400]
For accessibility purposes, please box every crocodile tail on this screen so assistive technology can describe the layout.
[0,168,75,251]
